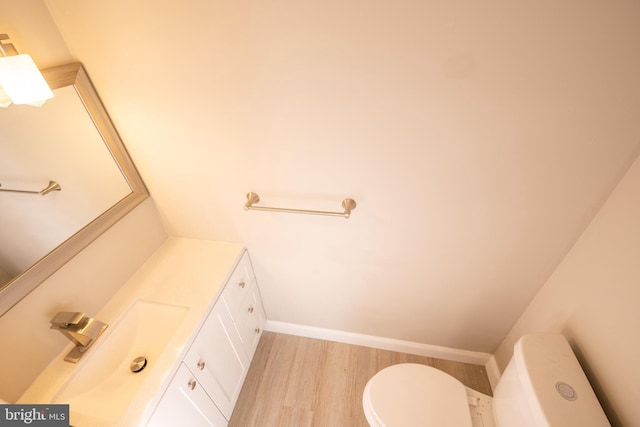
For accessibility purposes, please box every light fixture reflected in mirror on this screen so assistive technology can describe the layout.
[0,34,53,108]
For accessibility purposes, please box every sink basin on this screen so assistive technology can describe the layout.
[51,300,188,425]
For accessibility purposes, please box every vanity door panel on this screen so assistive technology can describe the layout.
[147,363,227,427]
[184,301,249,420]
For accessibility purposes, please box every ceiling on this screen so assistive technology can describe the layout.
[42,0,640,352]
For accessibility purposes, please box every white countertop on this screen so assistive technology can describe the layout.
[18,237,245,426]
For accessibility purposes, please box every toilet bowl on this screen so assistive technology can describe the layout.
[362,333,611,427]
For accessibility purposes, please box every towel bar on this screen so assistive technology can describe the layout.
[244,192,356,218]
[0,180,61,196]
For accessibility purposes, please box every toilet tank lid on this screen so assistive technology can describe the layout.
[513,334,610,427]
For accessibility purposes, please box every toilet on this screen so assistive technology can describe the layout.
[362,333,611,426]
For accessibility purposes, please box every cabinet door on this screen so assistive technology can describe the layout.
[147,363,227,427]
[184,302,249,420]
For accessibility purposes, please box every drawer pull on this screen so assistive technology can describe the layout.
[238,281,246,289]
[255,327,261,334]
[197,360,206,370]
[187,379,197,390]
[247,306,254,314]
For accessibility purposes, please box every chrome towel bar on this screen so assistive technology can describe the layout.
[0,180,61,196]
[244,192,356,219]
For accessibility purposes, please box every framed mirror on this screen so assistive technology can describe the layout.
[0,62,148,315]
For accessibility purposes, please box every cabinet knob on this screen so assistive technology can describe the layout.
[197,360,206,370]
[247,306,254,314]
[239,281,246,289]
[187,379,197,390]
[255,327,261,334]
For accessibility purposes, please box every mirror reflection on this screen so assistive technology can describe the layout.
[0,84,131,285]
[0,63,148,313]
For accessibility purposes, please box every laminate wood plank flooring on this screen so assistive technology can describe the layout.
[229,332,492,427]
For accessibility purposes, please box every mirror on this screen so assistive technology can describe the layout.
[0,63,148,315]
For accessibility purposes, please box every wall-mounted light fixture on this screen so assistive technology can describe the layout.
[0,34,53,108]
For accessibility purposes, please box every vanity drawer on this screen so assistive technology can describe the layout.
[233,283,265,357]
[221,252,255,316]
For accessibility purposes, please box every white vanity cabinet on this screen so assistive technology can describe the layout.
[146,250,266,426]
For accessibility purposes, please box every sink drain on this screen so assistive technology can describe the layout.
[130,356,148,373]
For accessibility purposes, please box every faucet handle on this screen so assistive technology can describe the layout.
[50,312,85,327]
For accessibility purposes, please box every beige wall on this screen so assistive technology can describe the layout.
[0,0,71,68]
[45,0,640,354]
[494,155,640,426]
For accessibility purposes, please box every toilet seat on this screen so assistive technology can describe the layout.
[363,363,473,427]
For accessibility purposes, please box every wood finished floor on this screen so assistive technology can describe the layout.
[228,332,492,427]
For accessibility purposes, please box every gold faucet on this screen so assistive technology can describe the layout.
[50,312,108,363]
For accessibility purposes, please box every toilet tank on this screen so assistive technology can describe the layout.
[493,333,610,427]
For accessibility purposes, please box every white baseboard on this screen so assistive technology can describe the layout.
[264,320,492,366]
